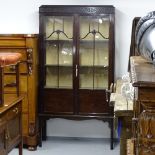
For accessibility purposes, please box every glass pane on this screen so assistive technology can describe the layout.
[59,67,72,88]
[44,16,73,89]
[45,67,72,88]
[46,67,58,88]
[80,38,94,66]
[46,43,58,65]
[79,67,93,89]
[59,42,73,66]
[45,16,73,40]
[94,67,108,89]
[95,42,109,67]
[79,16,109,89]
[46,41,73,65]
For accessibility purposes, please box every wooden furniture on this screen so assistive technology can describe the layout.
[130,56,155,155]
[0,95,23,155]
[39,5,115,149]
[0,52,22,106]
[128,17,140,71]
[110,79,133,155]
[0,34,38,150]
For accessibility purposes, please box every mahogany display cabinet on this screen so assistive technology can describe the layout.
[38,5,115,149]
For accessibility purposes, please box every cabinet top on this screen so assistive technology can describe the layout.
[130,56,155,87]
[0,95,23,114]
[39,5,115,14]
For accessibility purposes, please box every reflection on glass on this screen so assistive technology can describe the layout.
[46,42,73,65]
[79,16,109,89]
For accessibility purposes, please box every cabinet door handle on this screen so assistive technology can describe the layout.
[76,65,78,77]
[13,107,18,114]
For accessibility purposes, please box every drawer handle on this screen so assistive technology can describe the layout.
[13,107,18,114]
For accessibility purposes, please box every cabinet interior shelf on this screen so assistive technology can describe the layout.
[45,64,72,67]
[45,64,108,68]
[44,86,72,89]
[45,40,108,44]
[44,86,106,90]
[45,40,72,44]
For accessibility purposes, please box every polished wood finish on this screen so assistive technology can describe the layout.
[39,5,115,149]
[0,52,22,106]
[128,17,140,71]
[130,56,155,155]
[0,95,23,155]
[0,34,38,150]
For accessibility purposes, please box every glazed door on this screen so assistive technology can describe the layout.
[42,15,75,114]
[78,15,112,114]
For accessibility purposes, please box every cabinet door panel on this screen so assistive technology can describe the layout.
[43,89,74,113]
[79,90,110,114]
[7,103,21,151]
[7,116,21,151]
[0,124,7,155]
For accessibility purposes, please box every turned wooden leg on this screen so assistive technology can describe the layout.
[42,119,47,141]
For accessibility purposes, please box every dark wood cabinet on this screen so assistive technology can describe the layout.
[0,96,22,155]
[39,5,115,149]
[130,56,155,155]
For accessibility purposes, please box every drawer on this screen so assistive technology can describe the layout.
[0,38,26,47]
[4,75,27,92]
[138,87,155,101]
[0,49,28,74]
[7,103,21,120]
[22,114,28,135]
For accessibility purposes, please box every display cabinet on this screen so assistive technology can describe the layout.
[39,5,115,149]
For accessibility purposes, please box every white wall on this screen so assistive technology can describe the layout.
[1,0,155,138]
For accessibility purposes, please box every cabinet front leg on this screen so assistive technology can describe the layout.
[18,140,23,155]
[42,119,47,141]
